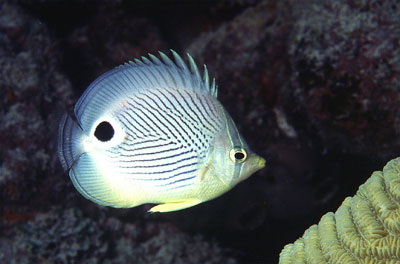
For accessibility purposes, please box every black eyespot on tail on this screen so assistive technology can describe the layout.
[94,121,114,142]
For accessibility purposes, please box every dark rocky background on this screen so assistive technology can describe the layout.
[0,0,399,263]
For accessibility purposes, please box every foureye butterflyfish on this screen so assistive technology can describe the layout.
[58,50,265,213]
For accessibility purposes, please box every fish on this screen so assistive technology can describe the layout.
[57,50,265,213]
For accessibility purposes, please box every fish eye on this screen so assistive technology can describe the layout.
[229,148,247,163]
[94,121,114,142]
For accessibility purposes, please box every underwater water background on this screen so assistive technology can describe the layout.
[0,0,399,263]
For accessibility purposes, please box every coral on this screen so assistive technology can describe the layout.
[0,207,237,264]
[104,219,237,264]
[0,3,73,211]
[289,0,400,160]
[279,157,400,263]
[0,208,108,263]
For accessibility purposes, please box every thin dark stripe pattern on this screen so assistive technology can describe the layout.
[104,87,223,188]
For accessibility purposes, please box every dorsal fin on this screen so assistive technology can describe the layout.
[73,50,218,132]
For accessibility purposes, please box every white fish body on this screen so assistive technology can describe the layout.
[58,50,265,212]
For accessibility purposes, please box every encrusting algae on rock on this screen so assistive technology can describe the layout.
[279,157,400,264]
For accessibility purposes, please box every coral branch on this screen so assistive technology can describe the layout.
[280,157,400,263]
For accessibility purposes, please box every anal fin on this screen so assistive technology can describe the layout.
[148,200,202,213]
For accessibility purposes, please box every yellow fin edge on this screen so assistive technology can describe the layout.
[148,199,202,213]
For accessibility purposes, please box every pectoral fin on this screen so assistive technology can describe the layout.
[148,199,202,213]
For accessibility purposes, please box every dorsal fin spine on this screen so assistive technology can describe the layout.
[171,49,189,73]
[127,50,218,97]
[212,78,217,97]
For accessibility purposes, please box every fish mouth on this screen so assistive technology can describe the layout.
[239,154,266,182]
[250,154,266,171]
[257,156,266,169]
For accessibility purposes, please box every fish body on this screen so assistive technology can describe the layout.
[58,50,265,212]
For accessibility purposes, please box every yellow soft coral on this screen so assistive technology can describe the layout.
[279,157,400,264]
